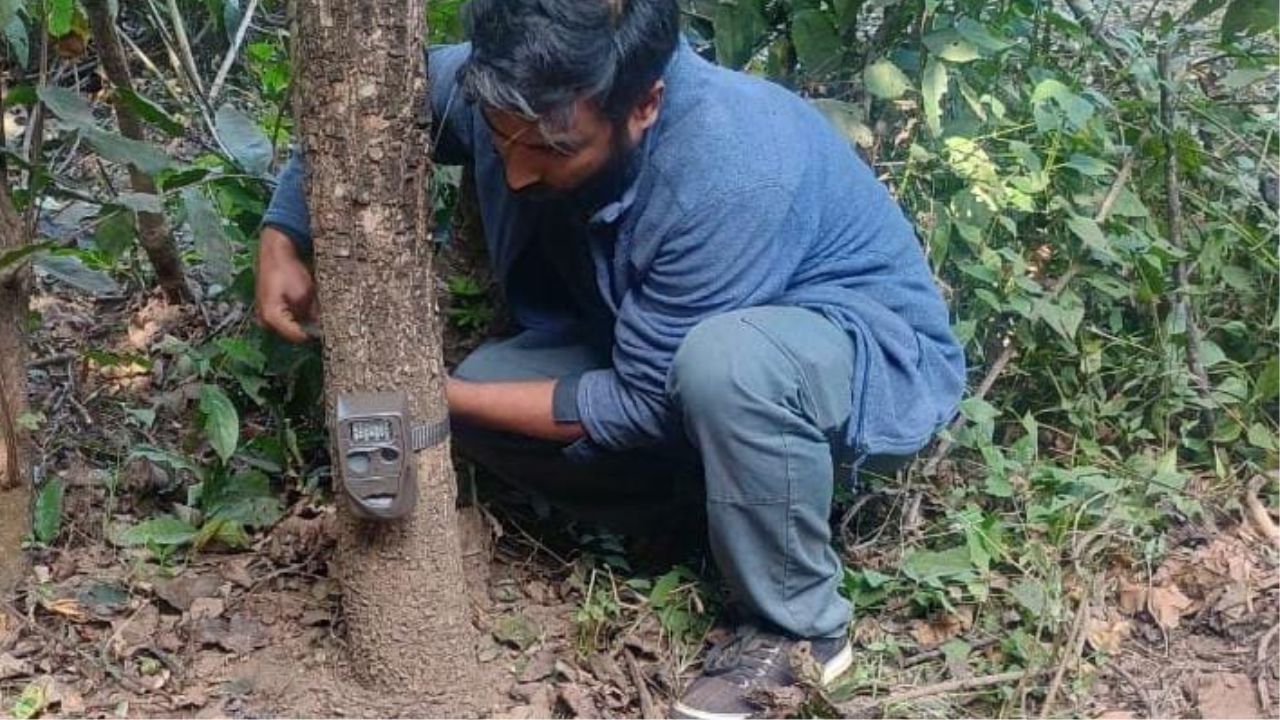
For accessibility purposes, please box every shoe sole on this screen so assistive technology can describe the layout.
[671,640,855,720]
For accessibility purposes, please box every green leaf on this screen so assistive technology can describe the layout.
[901,545,974,584]
[922,57,948,136]
[33,478,63,544]
[953,18,1012,52]
[1185,0,1229,23]
[811,98,873,148]
[129,445,203,479]
[34,254,123,297]
[713,0,767,68]
[118,88,185,137]
[1248,423,1278,452]
[182,187,234,287]
[0,0,19,30]
[46,0,73,36]
[10,681,47,720]
[38,84,97,128]
[1066,214,1117,264]
[119,515,198,546]
[863,58,912,99]
[92,210,136,261]
[214,104,272,175]
[1037,290,1085,342]
[83,127,175,175]
[4,14,29,67]
[193,516,250,550]
[1221,0,1278,39]
[923,29,981,63]
[1009,578,1046,617]
[1254,357,1279,403]
[0,241,53,271]
[790,9,842,77]
[199,384,239,463]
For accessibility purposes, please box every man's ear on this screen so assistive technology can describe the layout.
[627,80,665,142]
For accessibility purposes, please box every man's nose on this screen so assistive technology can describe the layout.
[503,157,542,193]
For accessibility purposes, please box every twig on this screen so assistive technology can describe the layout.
[624,649,660,719]
[1038,594,1090,719]
[1107,662,1155,718]
[27,352,77,369]
[901,637,1000,668]
[1062,0,1146,99]
[118,30,185,107]
[1244,475,1280,543]
[837,669,1044,715]
[208,0,261,105]
[0,599,148,694]
[1158,45,1214,426]
[164,0,206,96]
[922,138,1145,475]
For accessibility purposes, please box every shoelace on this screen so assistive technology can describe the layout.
[703,625,785,687]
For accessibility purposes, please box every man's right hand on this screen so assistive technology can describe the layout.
[255,227,317,343]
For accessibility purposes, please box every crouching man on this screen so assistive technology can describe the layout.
[254,0,965,715]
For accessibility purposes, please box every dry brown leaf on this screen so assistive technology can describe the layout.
[1147,584,1196,629]
[1085,617,1131,654]
[1194,672,1262,719]
[1116,577,1146,616]
[909,606,974,649]
[45,597,88,622]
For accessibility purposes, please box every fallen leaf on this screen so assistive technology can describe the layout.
[189,597,225,622]
[909,606,974,648]
[1085,617,1131,654]
[0,653,32,680]
[1147,584,1196,629]
[518,650,556,683]
[492,613,541,651]
[44,597,88,622]
[1194,672,1262,719]
[1116,577,1146,616]
[557,684,601,719]
[155,573,222,612]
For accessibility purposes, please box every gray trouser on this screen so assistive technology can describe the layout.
[453,306,854,639]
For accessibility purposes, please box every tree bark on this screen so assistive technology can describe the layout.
[0,158,31,592]
[293,0,479,712]
[83,0,190,304]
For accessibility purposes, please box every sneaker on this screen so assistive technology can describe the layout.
[671,625,853,719]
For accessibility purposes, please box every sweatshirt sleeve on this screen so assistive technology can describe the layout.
[260,43,475,252]
[574,182,802,452]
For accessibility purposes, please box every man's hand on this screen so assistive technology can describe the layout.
[447,377,585,444]
[255,227,317,343]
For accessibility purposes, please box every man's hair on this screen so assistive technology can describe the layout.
[458,0,679,134]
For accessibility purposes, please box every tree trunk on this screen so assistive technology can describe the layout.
[0,167,31,593]
[83,0,190,304]
[293,0,479,713]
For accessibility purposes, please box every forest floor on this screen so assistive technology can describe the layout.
[1,272,1277,719]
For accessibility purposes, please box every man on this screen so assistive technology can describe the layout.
[256,0,965,715]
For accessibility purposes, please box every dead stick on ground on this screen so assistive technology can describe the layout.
[1158,45,1214,423]
[837,669,1045,715]
[623,649,660,719]
[922,143,1144,475]
[1038,593,1091,719]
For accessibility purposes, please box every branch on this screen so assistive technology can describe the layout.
[1061,0,1146,100]
[208,0,261,105]
[1158,45,1214,423]
[836,669,1046,716]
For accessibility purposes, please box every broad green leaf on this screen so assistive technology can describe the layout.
[0,241,53,270]
[953,18,1012,52]
[4,14,29,66]
[118,88,185,136]
[901,545,973,584]
[1254,357,1279,403]
[922,58,947,136]
[1009,578,1046,617]
[811,98,873,148]
[1221,0,1278,39]
[46,0,73,36]
[119,515,198,546]
[33,478,63,544]
[211,496,282,528]
[110,192,165,214]
[713,0,767,68]
[215,337,267,370]
[92,210,136,261]
[182,187,234,287]
[215,104,272,175]
[193,516,250,550]
[199,384,239,463]
[1066,214,1117,264]
[1037,290,1085,342]
[1248,423,1278,451]
[1222,67,1271,89]
[923,29,981,63]
[1064,153,1112,177]
[831,0,861,34]
[1185,0,1228,22]
[0,0,20,32]
[863,58,911,99]
[83,127,175,175]
[38,84,97,128]
[790,9,842,77]
[34,254,123,297]
[10,681,46,720]
[130,444,203,479]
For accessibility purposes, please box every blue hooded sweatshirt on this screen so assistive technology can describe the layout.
[262,39,966,463]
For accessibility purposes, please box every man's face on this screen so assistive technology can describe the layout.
[482,83,664,199]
